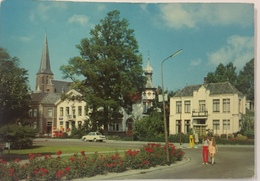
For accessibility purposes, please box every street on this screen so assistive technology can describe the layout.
[33,138,255,180]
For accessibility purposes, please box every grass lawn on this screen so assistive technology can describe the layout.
[1,145,129,162]
[5,145,127,155]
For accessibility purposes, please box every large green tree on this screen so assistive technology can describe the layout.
[206,62,237,85]
[236,58,254,101]
[0,48,31,125]
[206,59,254,102]
[60,10,146,134]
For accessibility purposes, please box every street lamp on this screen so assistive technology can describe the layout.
[161,49,183,164]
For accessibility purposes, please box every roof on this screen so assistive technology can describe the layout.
[144,58,153,74]
[37,33,53,75]
[52,80,71,93]
[174,82,243,97]
[31,93,61,105]
[145,77,156,89]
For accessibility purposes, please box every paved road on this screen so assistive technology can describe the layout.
[100,146,254,180]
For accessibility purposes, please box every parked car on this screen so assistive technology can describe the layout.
[81,132,106,142]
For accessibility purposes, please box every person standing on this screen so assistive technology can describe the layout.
[202,136,209,164]
[195,133,199,145]
[208,137,217,165]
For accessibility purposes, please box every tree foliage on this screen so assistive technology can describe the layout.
[206,59,254,101]
[0,48,31,125]
[60,10,146,133]
[0,124,37,149]
[206,62,237,85]
[132,111,164,139]
[236,58,254,101]
[239,110,254,138]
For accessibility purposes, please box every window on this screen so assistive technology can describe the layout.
[48,108,52,117]
[239,99,242,113]
[78,106,82,116]
[33,109,37,117]
[176,120,181,133]
[223,99,230,113]
[66,107,69,115]
[184,120,190,133]
[176,101,182,113]
[72,106,76,118]
[213,99,220,112]
[60,121,63,126]
[223,119,230,130]
[184,101,191,113]
[60,107,63,117]
[213,120,220,130]
[109,123,119,131]
[199,100,206,112]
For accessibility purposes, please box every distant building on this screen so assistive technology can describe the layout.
[35,33,70,93]
[142,58,157,113]
[169,80,246,136]
[30,34,71,135]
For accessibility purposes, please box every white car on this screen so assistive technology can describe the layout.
[82,132,106,142]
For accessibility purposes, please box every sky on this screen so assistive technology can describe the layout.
[0,0,255,93]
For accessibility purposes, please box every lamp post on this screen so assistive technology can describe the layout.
[161,49,183,164]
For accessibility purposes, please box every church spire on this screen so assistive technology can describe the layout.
[37,33,53,75]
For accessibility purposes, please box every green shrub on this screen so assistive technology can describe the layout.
[0,124,37,149]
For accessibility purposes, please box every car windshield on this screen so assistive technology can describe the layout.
[96,132,102,135]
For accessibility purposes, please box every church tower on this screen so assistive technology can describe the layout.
[36,33,54,93]
[142,57,156,113]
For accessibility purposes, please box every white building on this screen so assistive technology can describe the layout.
[55,89,89,135]
[169,81,246,136]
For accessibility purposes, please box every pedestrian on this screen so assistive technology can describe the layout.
[195,133,199,145]
[202,136,209,164]
[208,137,218,165]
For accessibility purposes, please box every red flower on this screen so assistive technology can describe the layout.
[56,150,62,156]
[80,150,85,156]
[14,158,20,162]
[69,157,75,162]
[9,168,14,174]
[29,153,36,160]
[40,167,48,175]
[64,166,70,172]
[56,170,64,179]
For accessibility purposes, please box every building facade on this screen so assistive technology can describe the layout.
[169,81,246,136]
[55,89,89,136]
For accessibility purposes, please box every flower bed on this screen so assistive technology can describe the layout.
[0,142,185,181]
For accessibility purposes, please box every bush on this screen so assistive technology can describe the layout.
[0,124,37,149]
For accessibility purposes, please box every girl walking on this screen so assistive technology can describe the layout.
[202,137,209,164]
[208,137,218,165]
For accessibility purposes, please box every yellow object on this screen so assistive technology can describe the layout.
[189,135,194,148]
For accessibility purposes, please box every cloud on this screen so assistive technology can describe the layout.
[96,4,106,11]
[139,4,148,13]
[68,14,89,26]
[208,35,254,70]
[190,58,202,66]
[19,36,33,42]
[158,3,253,29]
[30,2,67,22]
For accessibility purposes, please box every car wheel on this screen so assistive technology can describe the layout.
[93,138,97,142]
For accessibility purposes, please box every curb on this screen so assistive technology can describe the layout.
[72,156,191,180]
